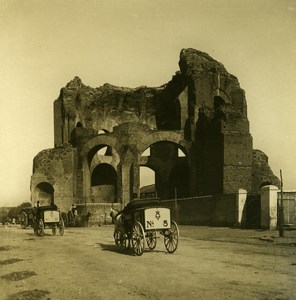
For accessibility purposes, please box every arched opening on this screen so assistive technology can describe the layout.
[33,182,54,206]
[91,163,117,203]
[76,122,83,128]
[87,144,113,166]
[98,129,108,134]
[97,146,111,156]
[140,140,189,200]
[178,148,186,157]
[141,147,150,156]
[139,166,155,198]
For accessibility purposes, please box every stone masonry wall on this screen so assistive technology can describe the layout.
[32,48,280,225]
[31,143,75,212]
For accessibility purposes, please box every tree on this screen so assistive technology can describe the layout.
[7,202,32,220]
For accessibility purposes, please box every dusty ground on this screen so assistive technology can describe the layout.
[0,224,296,300]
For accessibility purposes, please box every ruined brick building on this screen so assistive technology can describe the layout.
[31,48,279,215]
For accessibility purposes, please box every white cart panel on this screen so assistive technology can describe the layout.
[144,207,171,230]
[44,210,59,223]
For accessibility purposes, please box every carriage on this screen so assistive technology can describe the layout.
[20,207,36,229]
[113,198,179,256]
[33,205,65,237]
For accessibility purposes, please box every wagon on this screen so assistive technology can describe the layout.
[33,205,64,237]
[113,198,179,256]
[19,207,36,229]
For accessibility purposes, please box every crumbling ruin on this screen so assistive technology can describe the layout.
[31,48,279,221]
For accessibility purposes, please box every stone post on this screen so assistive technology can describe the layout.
[82,159,91,203]
[236,189,247,227]
[132,163,140,198]
[260,185,278,230]
[121,164,130,208]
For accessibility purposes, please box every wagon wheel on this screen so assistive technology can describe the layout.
[36,219,44,237]
[61,212,68,227]
[52,226,57,236]
[114,227,127,251]
[20,212,28,229]
[146,230,157,250]
[131,222,145,256]
[59,218,65,236]
[164,220,179,254]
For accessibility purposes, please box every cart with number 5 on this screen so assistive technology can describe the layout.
[114,199,179,256]
[33,206,65,237]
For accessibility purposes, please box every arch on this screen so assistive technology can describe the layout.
[87,144,116,167]
[139,139,189,200]
[32,182,54,206]
[98,129,109,134]
[141,147,150,156]
[76,122,83,128]
[139,166,156,198]
[178,148,186,157]
[81,135,118,158]
[138,130,190,159]
[91,163,117,203]
[81,135,120,203]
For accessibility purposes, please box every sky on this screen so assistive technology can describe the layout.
[0,0,295,207]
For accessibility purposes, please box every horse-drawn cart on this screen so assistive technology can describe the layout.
[20,207,36,229]
[33,206,64,237]
[112,199,179,256]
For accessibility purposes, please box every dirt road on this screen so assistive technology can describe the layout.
[1,225,295,300]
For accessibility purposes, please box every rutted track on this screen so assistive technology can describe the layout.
[0,225,295,300]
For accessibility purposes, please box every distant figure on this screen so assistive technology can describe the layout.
[83,212,91,227]
[35,201,41,220]
[68,204,77,226]
[71,204,77,214]
[50,200,57,209]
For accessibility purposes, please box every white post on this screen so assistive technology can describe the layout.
[260,185,278,230]
[236,189,247,227]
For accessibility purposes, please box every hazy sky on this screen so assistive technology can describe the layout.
[0,0,295,207]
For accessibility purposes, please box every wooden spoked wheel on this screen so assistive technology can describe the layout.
[164,220,179,253]
[59,218,65,236]
[114,227,127,251]
[131,222,145,256]
[20,212,28,229]
[146,230,157,250]
[37,219,44,237]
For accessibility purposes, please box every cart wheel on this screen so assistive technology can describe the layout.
[114,227,127,251]
[52,226,57,236]
[37,219,44,237]
[164,220,179,253]
[61,212,68,227]
[20,212,28,229]
[146,230,157,250]
[59,218,65,236]
[131,222,145,256]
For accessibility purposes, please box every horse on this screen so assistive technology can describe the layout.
[110,208,123,230]
[110,208,131,248]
